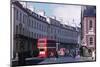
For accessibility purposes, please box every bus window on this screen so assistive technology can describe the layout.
[39,40,45,43]
[40,49,45,51]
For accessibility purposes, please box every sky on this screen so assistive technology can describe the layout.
[20,1,82,27]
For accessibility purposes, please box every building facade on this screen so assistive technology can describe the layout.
[11,1,80,59]
[82,6,96,56]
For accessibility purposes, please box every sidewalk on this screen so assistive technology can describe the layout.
[39,56,95,64]
[39,56,78,64]
[12,57,45,66]
[79,56,93,61]
[12,56,95,66]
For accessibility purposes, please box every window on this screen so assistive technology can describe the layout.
[89,20,93,30]
[36,33,37,38]
[42,26,44,31]
[31,19,32,28]
[20,12,22,22]
[16,25,18,34]
[32,32,33,37]
[36,22,37,29]
[19,23,22,34]
[29,32,30,37]
[23,15,25,23]
[34,21,36,29]
[39,40,45,43]
[32,20,33,28]
[25,15,27,24]
[16,9,18,20]
[37,22,38,29]
[39,49,44,51]
[38,23,39,30]
[39,24,41,31]
[23,28,24,35]
[37,34,39,38]
[34,33,36,38]
[28,19,30,26]
[90,37,93,45]
[39,34,41,38]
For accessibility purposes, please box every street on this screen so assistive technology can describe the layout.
[39,56,94,64]
[12,56,94,66]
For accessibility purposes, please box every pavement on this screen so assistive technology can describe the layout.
[39,56,94,64]
[12,57,45,66]
[39,57,77,64]
[12,56,95,66]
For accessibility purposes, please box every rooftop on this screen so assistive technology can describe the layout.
[12,1,80,32]
[83,6,96,17]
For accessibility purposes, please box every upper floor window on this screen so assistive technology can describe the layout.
[23,15,25,23]
[16,25,18,34]
[25,15,27,24]
[89,20,93,30]
[30,19,32,28]
[19,23,22,34]
[16,9,18,20]
[32,20,33,28]
[34,21,36,29]
[32,32,33,37]
[28,19,30,26]
[19,12,22,22]
[29,31,30,37]
[36,22,38,29]
[90,37,93,45]
[39,24,41,30]
[23,28,24,35]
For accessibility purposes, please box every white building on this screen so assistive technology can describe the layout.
[11,1,80,59]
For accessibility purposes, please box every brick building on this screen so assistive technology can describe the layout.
[82,6,96,55]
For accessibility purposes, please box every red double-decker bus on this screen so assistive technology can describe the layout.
[37,38,56,58]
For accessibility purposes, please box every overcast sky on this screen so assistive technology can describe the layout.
[19,0,82,27]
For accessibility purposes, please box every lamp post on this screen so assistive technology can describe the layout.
[56,43,60,51]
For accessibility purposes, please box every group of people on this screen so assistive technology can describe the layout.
[49,48,79,58]
[49,47,95,60]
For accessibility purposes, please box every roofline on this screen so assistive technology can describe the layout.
[11,1,80,32]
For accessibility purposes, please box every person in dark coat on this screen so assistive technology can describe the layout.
[18,51,26,66]
[73,51,76,58]
[55,51,58,58]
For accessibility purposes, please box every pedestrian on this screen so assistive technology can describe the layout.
[18,51,26,66]
[76,51,80,59]
[73,51,76,58]
[56,51,58,58]
[50,52,54,57]
[54,51,58,60]
[92,50,95,60]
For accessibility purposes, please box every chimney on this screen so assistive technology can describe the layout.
[20,2,26,7]
[58,17,63,22]
[20,2,35,12]
[50,16,56,19]
[27,3,35,12]
[36,10,45,16]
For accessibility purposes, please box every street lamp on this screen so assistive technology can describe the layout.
[56,43,60,51]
